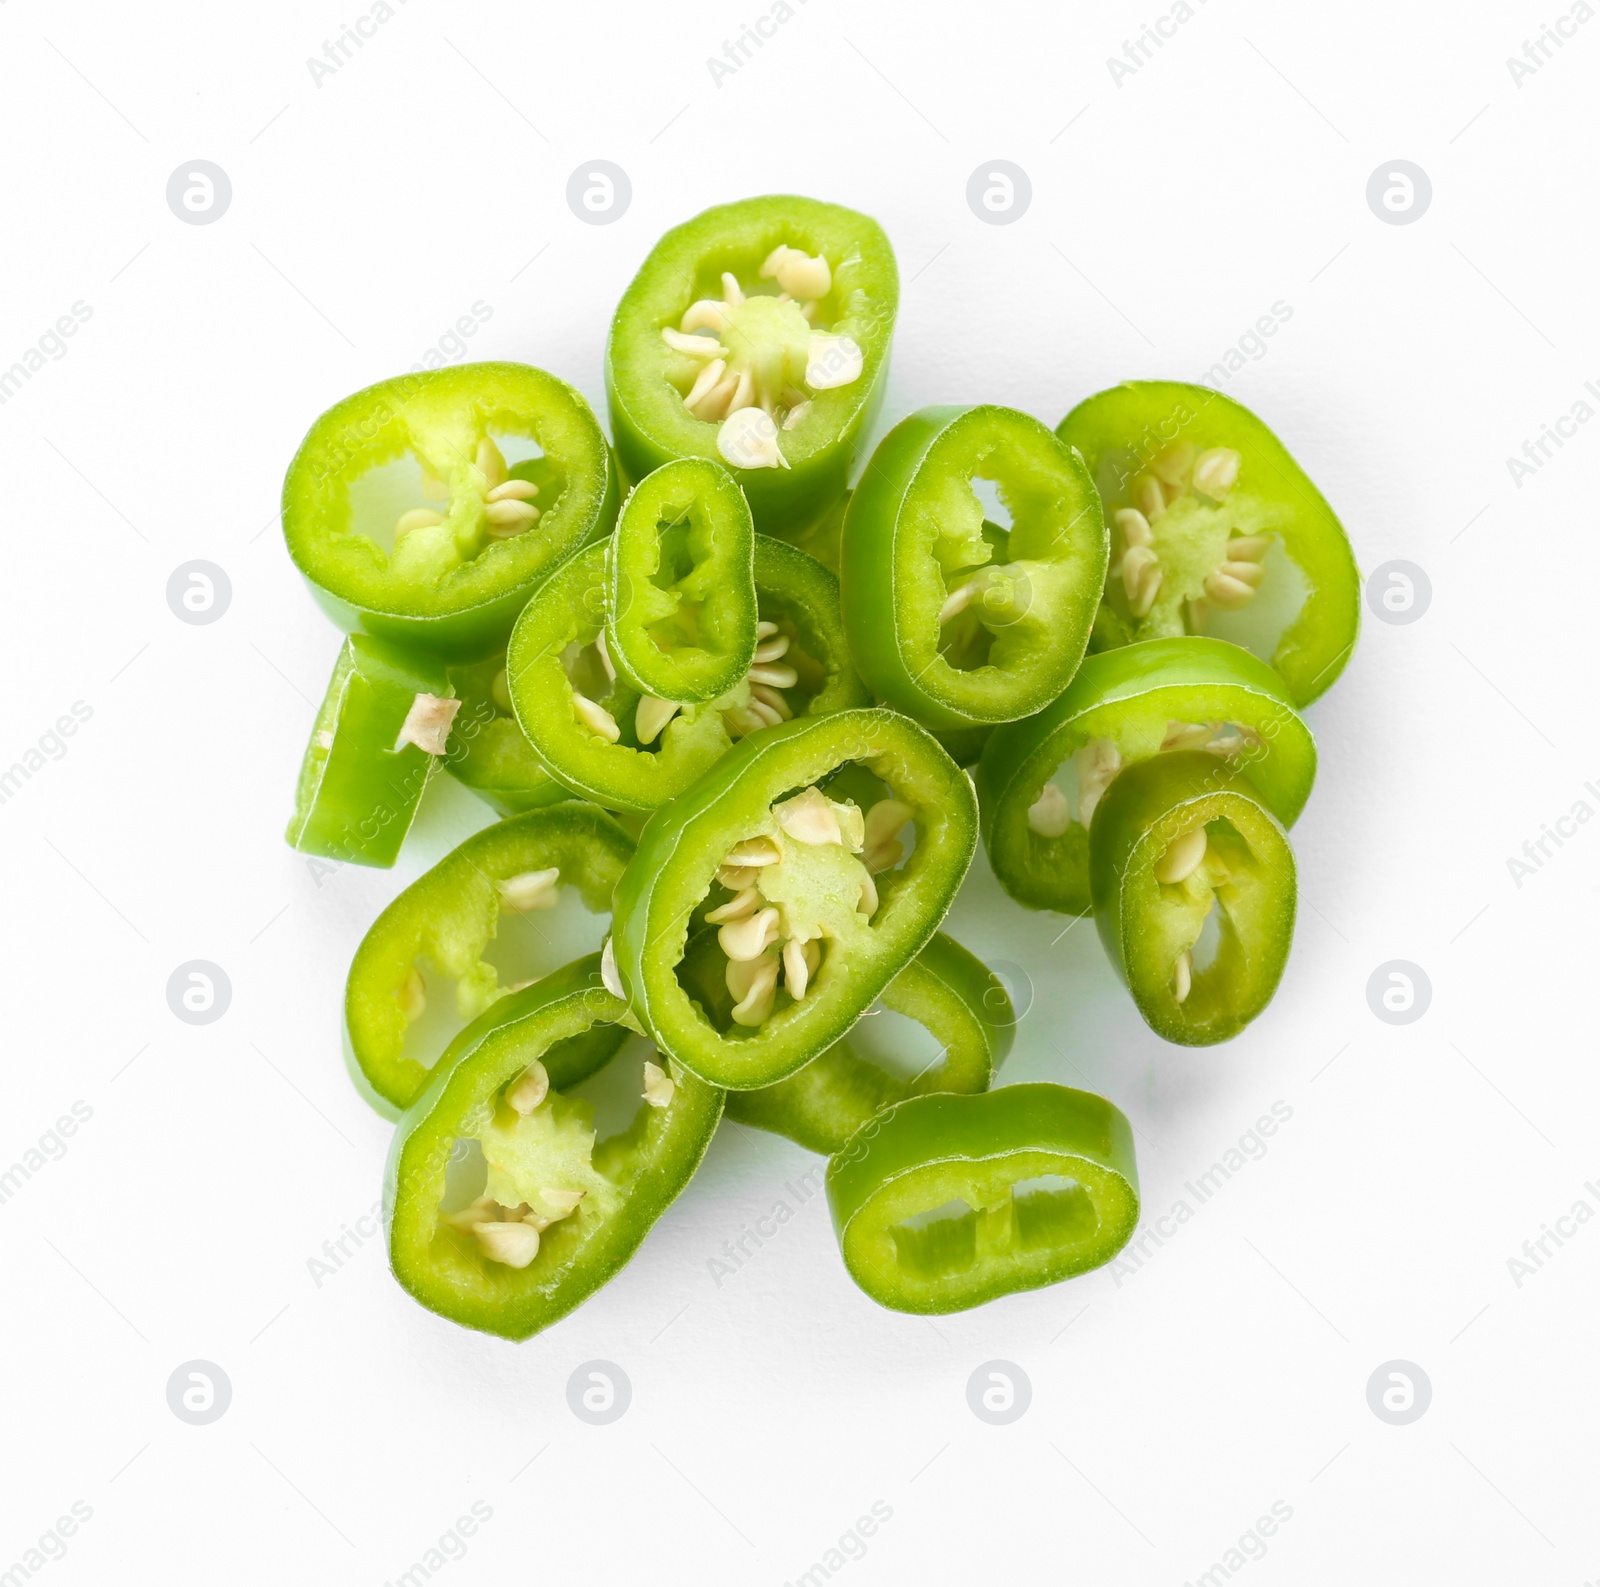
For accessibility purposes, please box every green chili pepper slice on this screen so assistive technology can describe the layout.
[506,533,868,813]
[610,707,977,1090]
[605,195,898,537]
[725,932,1012,1155]
[283,362,620,660]
[1056,381,1360,706]
[840,405,1108,728]
[605,458,758,704]
[386,955,721,1340]
[442,654,571,818]
[826,1084,1139,1314]
[286,633,455,868]
[346,806,635,1114]
[1089,750,1296,1045]
[977,637,1315,916]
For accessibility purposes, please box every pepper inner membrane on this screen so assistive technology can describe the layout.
[345,431,562,573]
[889,1175,1098,1278]
[659,243,866,471]
[680,774,917,1034]
[435,1034,674,1271]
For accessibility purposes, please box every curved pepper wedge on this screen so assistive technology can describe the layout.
[605,457,758,704]
[347,805,636,1114]
[605,195,898,537]
[1089,750,1296,1045]
[386,955,721,1340]
[1056,381,1359,706]
[610,707,977,1090]
[441,653,571,818]
[977,637,1316,916]
[506,533,867,812]
[840,405,1108,728]
[283,362,620,660]
[725,931,1012,1155]
[826,1084,1140,1314]
[286,633,455,868]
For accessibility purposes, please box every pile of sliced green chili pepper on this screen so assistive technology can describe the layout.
[273,193,1357,1334]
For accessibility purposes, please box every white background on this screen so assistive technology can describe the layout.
[2,0,1596,1581]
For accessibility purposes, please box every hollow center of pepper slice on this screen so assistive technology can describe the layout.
[660,245,864,471]
[889,1174,1099,1278]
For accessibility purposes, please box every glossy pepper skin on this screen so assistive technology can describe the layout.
[826,1084,1140,1314]
[977,637,1316,917]
[606,457,757,704]
[610,708,977,1090]
[346,806,635,1115]
[840,406,1108,728]
[605,195,898,537]
[1057,381,1359,706]
[282,362,620,661]
[441,654,571,819]
[286,634,453,868]
[1090,751,1296,1046]
[385,955,721,1341]
[725,932,1013,1155]
[506,534,868,813]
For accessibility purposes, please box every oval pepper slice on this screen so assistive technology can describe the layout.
[725,932,1013,1156]
[283,362,620,660]
[606,195,898,537]
[840,405,1109,728]
[1056,381,1360,706]
[826,1084,1140,1314]
[506,534,867,813]
[386,955,721,1341]
[605,457,758,705]
[442,653,571,818]
[977,637,1316,916]
[286,633,455,868]
[610,707,977,1090]
[1089,750,1297,1045]
[347,806,636,1114]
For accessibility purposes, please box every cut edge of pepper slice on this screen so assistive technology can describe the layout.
[826,1083,1140,1315]
[840,405,1108,729]
[611,707,977,1090]
[1088,750,1297,1045]
[346,805,636,1115]
[385,954,722,1341]
[976,636,1316,916]
[283,361,621,660]
[605,457,758,705]
[1056,380,1360,707]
